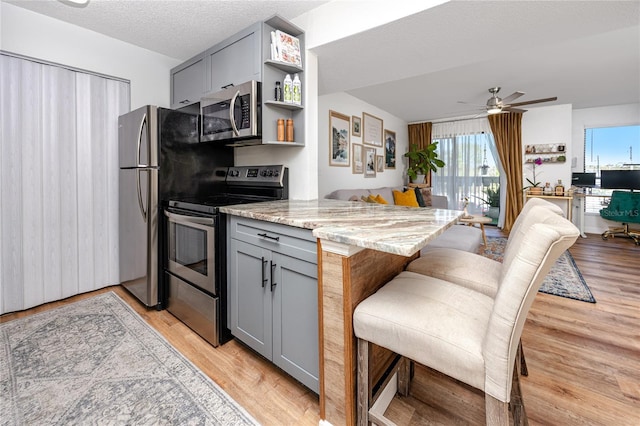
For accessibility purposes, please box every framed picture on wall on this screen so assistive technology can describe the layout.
[352,143,363,174]
[362,112,383,147]
[364,147,376,178]
[384,129,396,169]
[376,155,384,173]
[352,115,361,137]
[329,110,350,167]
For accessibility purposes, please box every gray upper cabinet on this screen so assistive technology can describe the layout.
[170,53,206,109]
[207,25,261,92]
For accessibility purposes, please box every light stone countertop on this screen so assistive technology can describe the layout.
[220,199,462,257]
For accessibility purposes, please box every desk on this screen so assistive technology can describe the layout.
[572,190,613,238]
[459,214,492,245]
[525,192,573,222]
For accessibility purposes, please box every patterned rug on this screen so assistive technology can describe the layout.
[0,292,259,425]
[479,237,596,303]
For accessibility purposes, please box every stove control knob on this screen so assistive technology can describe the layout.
[267,170,273,177]
[260,170,268,177]
[273,170,280,177]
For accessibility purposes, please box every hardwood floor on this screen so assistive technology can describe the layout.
[2,230,639,425]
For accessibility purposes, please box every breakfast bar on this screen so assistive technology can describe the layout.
[220,199,462,426]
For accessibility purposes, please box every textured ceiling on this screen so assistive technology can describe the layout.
[5,0,639,122]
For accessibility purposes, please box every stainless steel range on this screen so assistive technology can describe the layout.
[164,165,288,346]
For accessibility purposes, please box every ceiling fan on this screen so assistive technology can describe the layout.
[460,87,558,115]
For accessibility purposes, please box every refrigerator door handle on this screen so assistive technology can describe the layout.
[137,169,147,223]
[229,89,240,137]
[137,112,148,167]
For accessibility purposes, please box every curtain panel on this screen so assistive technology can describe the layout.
[408,122,432,185]
[487,113,524,232]
[0,54,129,314]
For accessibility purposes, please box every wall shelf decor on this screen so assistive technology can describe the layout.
[525,143,566,163]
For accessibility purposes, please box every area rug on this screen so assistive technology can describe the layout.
[479,237,596,303]
[0,292,259,425]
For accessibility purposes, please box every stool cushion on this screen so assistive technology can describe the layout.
[422,225,483,253]
[406,249,501,297]
[353,271,494,391]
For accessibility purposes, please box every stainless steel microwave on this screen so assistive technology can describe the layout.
[200,80,261,142]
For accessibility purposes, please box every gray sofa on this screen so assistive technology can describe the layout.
[325,186,483,253]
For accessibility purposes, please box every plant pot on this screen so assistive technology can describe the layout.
[412,174,426,184]
[528,187,543,195]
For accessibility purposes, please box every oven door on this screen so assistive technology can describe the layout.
[165,209,216,295]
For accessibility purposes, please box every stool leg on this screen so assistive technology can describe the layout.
[357,338,371,426]
[480,223,487,246]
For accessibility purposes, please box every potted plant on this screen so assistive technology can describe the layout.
[524,157,543,194]
[404,141,445,184]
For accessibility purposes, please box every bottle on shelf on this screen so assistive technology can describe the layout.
[283,74,293,104]
[543,182,553,195]
[292,73,301,105]
[285,119,294,142]
[555,179,565,196]
[277,119,285,141]
[275,81,282,102]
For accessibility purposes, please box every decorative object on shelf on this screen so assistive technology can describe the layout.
[543,181,554,195]
[376,155,384,173]
[362,112,383,147]
[525,143,567,163]
[270,30,302,67]
[352,115,361,137]
[524,156,543,191]
[329,110,350,167]
[384,129,396,169]
[555,179,565,196]
[285,119,294,142]
[352,143,363,174]
[283,74,293,103]
[404,141,445,184]
[274,81,282,102]
[364,147,376,178]
[292,73,301,105]
[277,118,285,141]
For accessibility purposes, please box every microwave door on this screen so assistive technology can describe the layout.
[202,100,233,139]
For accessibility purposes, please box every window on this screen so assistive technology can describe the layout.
[583,124,640,213]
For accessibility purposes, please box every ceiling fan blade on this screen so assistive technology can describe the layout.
[500,91,525,104]
[507,96,558,107]
[502,107,527,113]
[457,100,485,107]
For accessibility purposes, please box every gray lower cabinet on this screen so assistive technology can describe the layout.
[227,216,319,393]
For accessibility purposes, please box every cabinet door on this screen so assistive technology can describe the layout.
[208,31,260,92]
[170,55,206,108]
[272,252,319,393]
[228,239,272,358]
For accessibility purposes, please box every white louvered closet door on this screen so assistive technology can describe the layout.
[0,54,129,314]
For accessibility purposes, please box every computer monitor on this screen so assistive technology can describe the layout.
[600,170,640,190]
[571,172,596,187]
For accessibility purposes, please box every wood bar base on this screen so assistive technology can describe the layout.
[317,240,417,426]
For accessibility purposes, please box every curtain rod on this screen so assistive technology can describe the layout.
[409,115,487,125]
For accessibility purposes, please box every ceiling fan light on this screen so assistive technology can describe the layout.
[487,107,502,114]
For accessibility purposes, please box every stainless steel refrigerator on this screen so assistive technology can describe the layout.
[119,105,162,307]
[119,105,233,308]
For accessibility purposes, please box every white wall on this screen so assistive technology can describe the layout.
[317,92,408,198]
[0,2,180,109]
[572,103,640,234]
[522,104,573,188]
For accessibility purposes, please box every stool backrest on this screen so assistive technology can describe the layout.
[483,208,579,401]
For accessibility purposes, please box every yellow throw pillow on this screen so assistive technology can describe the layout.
[393,189,419,207]
[374,194,388,204]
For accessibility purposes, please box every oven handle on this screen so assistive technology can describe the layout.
[164,210,215,226]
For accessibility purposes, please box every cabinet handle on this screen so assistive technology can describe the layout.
[261,257,268,288]
[179,99,190,104]
[270,261,277,292]
[257,232,280,242]
[221,83,234,89]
